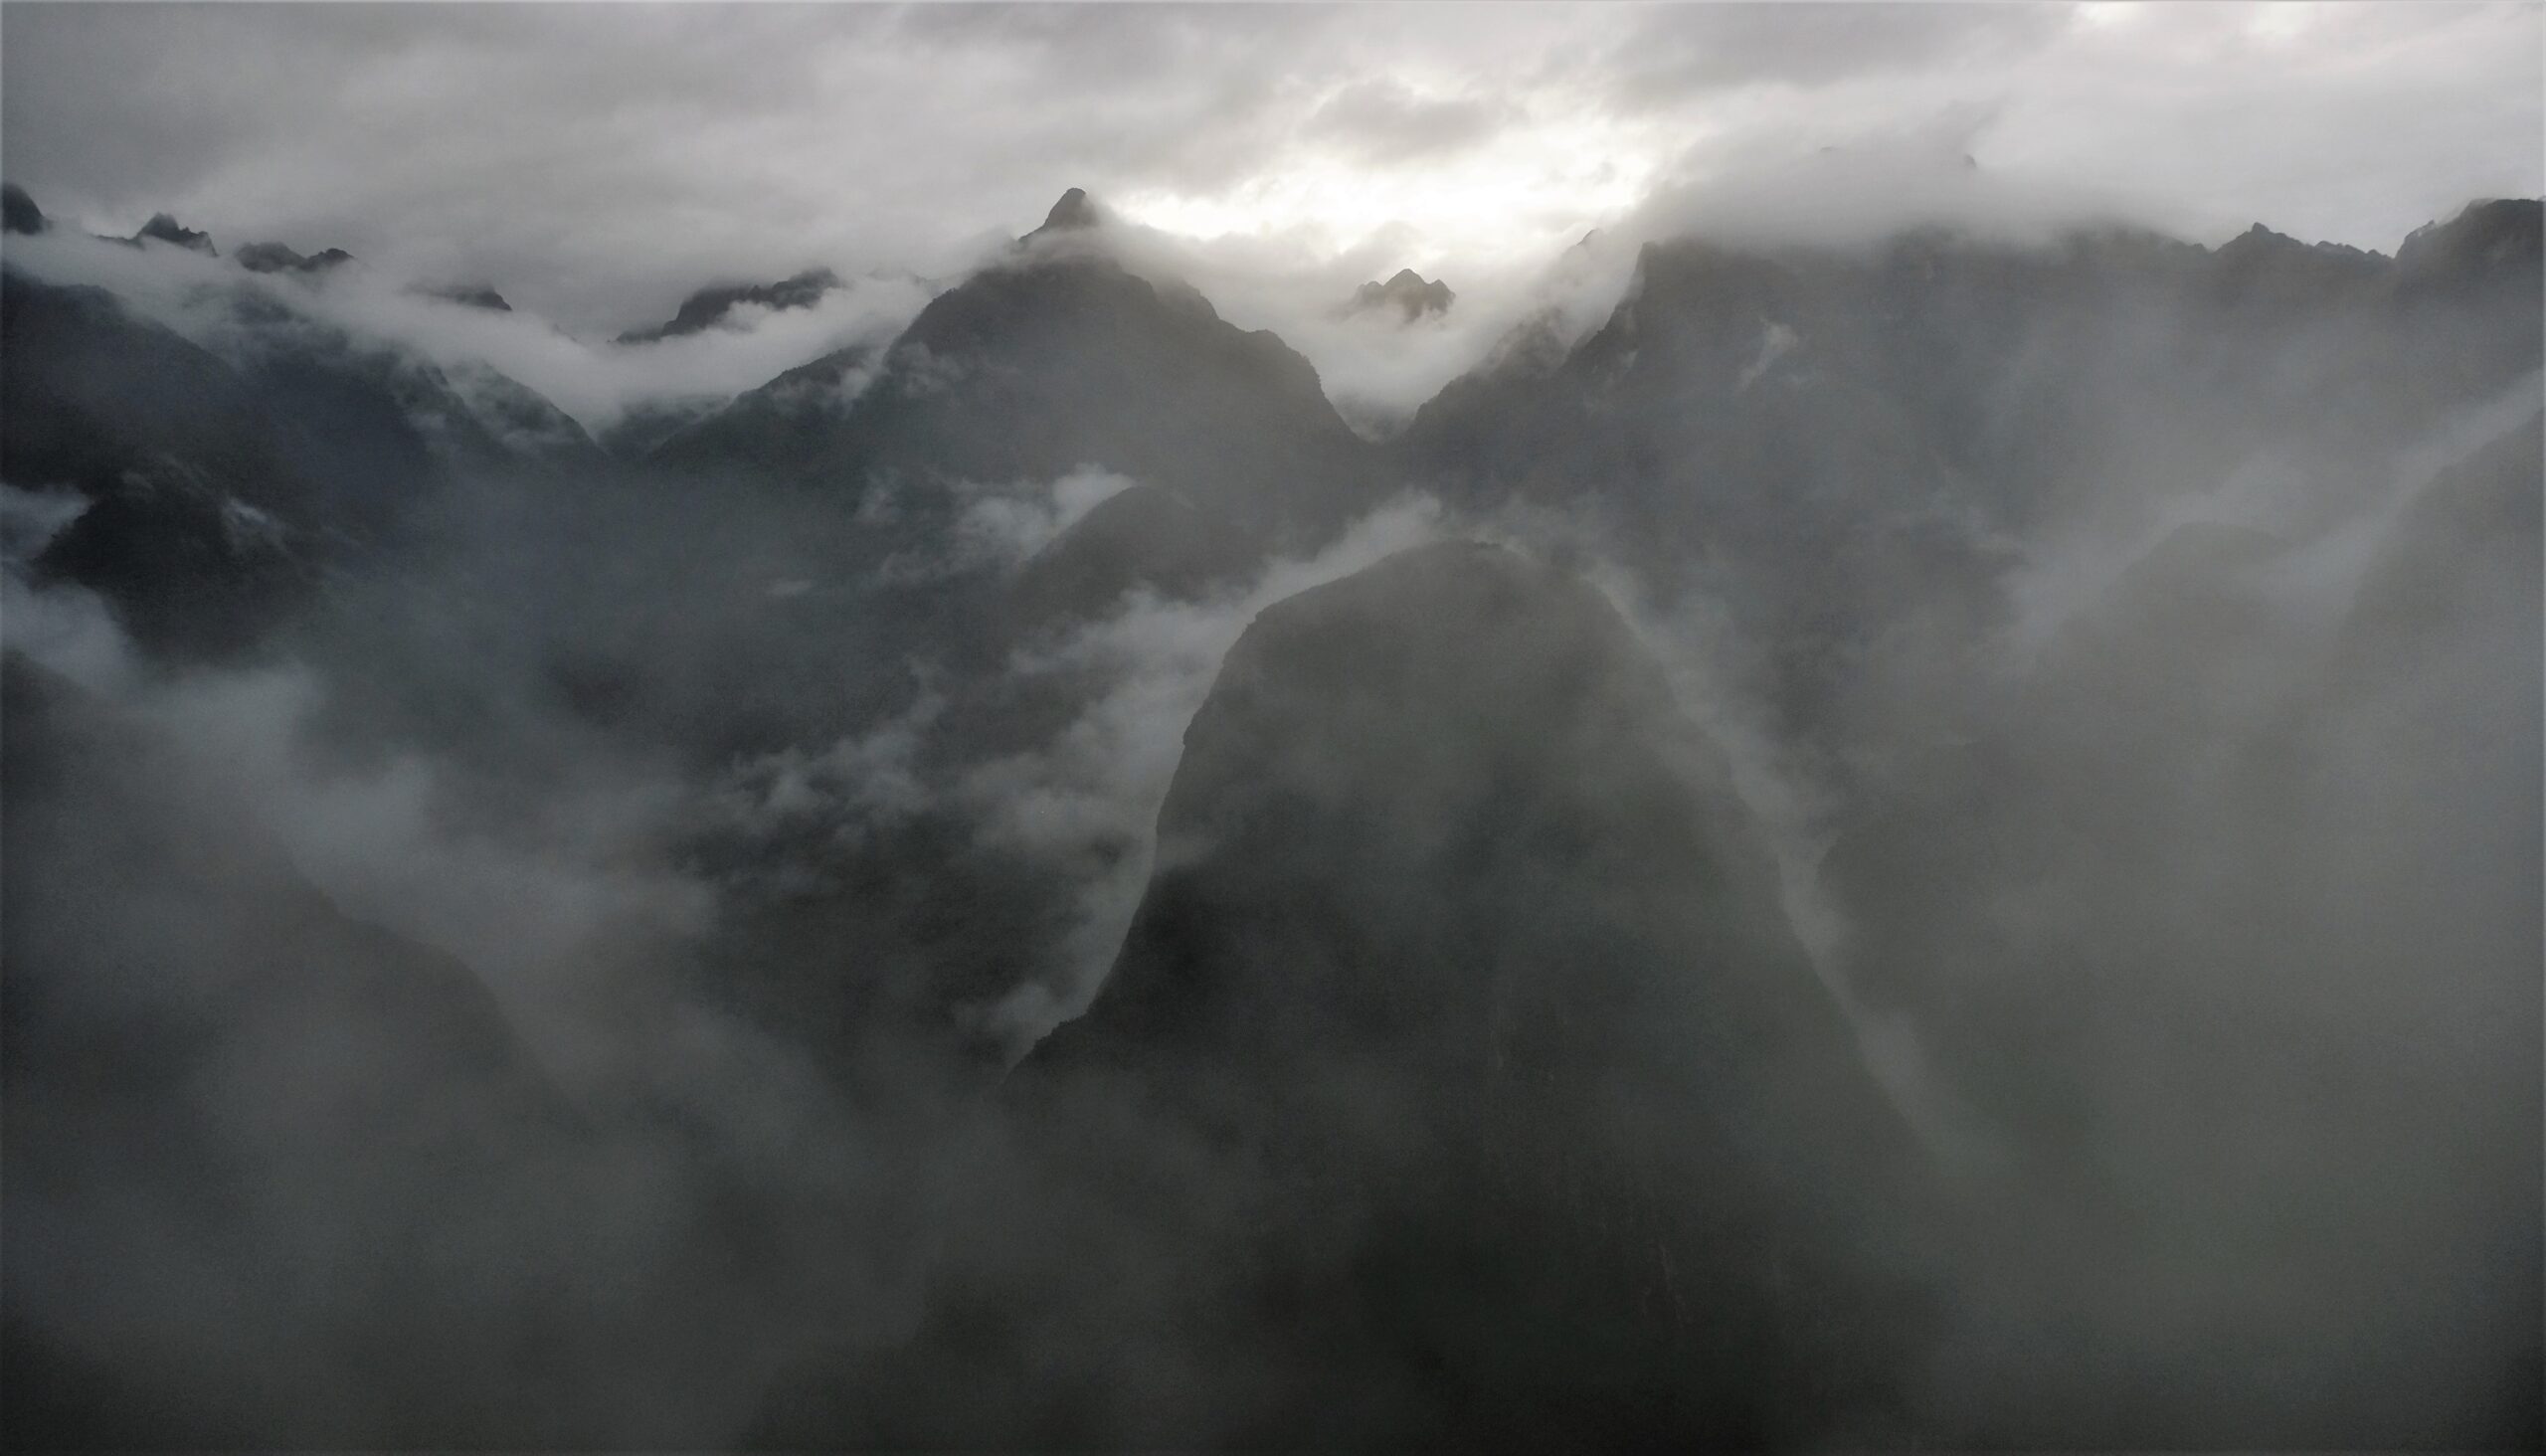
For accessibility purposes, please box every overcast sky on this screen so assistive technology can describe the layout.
[4,2,2539,333]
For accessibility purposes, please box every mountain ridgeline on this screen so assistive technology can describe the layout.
[1,184,2538,1449]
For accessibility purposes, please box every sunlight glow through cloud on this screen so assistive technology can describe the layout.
[1115,114,1665,271]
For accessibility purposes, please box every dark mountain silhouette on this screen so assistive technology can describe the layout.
[126,211,217,255]
[616,267,842,344]
[1023,184,1102,240]
[2,181,48,235]
[1349,266,1454,319]
[414,281,512,311]
[236,240,356,274]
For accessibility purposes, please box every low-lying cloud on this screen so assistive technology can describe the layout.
[2,227,934,433]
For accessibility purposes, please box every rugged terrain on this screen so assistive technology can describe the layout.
[3,182,2538,1448]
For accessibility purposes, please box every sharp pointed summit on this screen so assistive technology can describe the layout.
[1044,186,1098,230]
[1022,185,1104,243]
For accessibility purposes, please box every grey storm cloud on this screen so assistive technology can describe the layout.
[1304,79,1516,164]
[3,3,2539,331]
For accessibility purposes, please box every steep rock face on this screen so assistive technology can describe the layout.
[615,267,841,344]
[905,543,1942,1448]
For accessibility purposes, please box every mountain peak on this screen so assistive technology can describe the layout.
[131,212,216,256]
[1040,186,1100,233]
[236,241,355,275]
[1349,267,1454,320]
[2,182,47,236]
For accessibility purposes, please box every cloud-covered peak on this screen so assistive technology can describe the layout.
[237,241,357,275]
[615,267,845,345]
[130,211,216,255]
[1348,267,1454,320]
[412,282,514,312]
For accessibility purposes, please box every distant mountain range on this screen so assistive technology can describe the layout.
[3,179,2538,1450]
